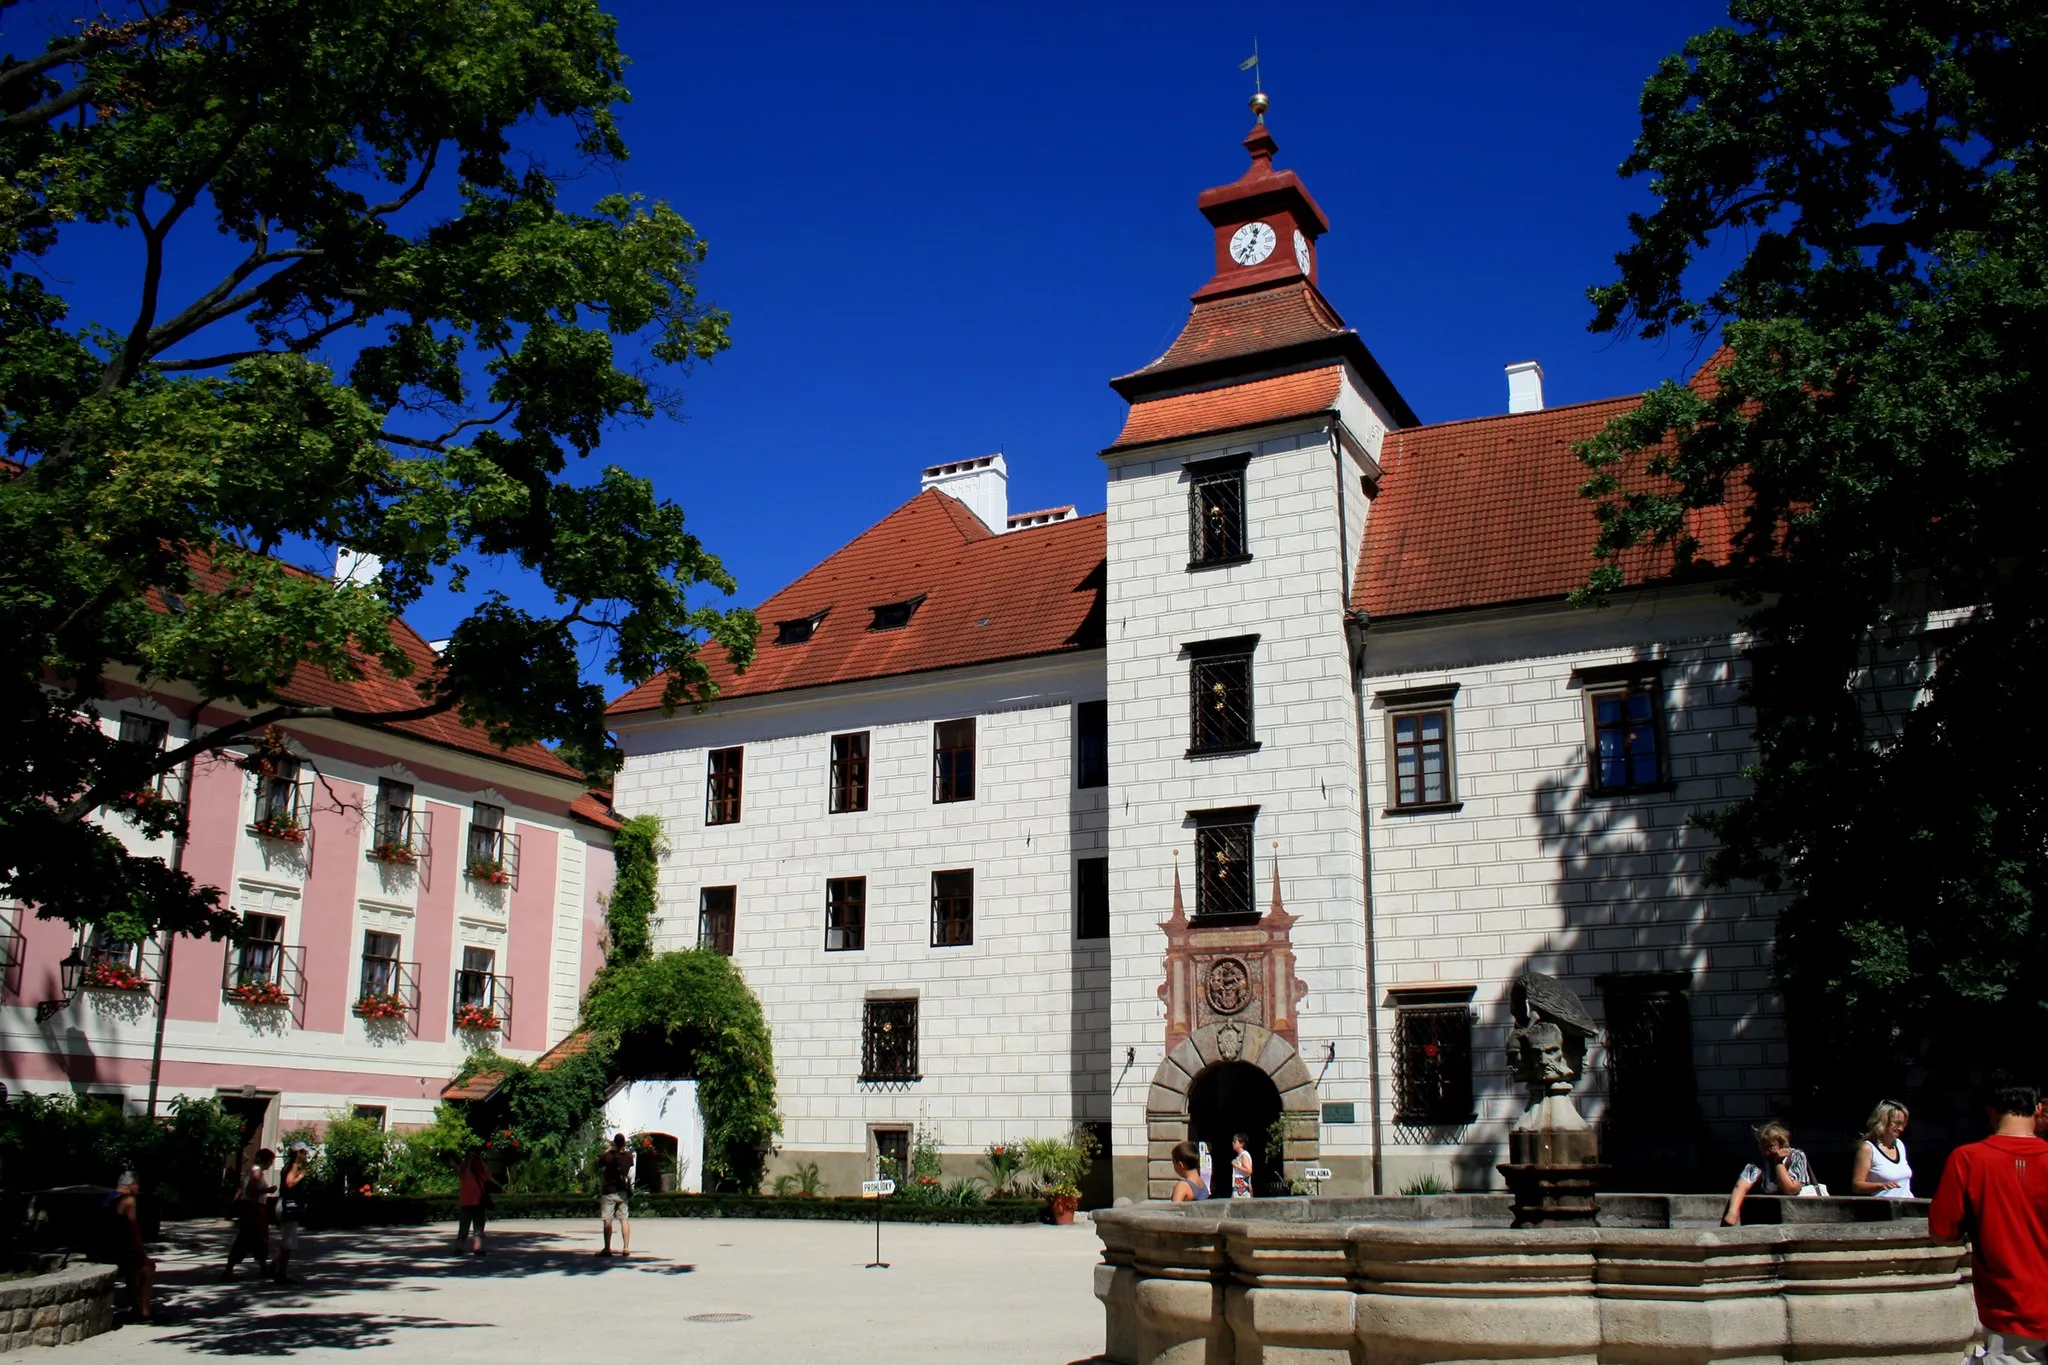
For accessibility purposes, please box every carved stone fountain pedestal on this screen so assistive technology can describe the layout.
[1497,973,1606,1228]
[1498,1095,1608,1227]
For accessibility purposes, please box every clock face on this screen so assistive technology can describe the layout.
[1294,229,1312,276]
[1228,221,1277,267]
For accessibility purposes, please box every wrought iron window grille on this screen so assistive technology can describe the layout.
[1185,641,1259,756]
[1186,456,1251,567]
[861,998,920,1082]
[1193,823,1256,921]
[1393,1004,1476,1125]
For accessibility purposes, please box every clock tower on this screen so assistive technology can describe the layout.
[1193,96,1328,300]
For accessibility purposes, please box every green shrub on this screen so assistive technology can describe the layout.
[313,1114,395,1198]
[978,1141,1025,1196]
[1021,1126,1099,1200]
[0,1093,241,1207]
[770,1161,825,1197]
[1399,1172,1451,1196]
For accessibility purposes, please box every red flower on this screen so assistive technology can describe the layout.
[1422,1043,1440,1058]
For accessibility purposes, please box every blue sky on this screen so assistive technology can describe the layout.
[560,0,1733,627]
[33,1,1741,682]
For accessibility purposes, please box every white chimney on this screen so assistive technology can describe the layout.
[920,453,1009,534]
[334,547,382,585]
[1506,360,1545,414]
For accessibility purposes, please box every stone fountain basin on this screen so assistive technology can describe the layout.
[1091,1194,1972,1365]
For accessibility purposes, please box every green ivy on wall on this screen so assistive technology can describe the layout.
[604,814,665,967]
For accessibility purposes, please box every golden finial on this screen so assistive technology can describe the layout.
[1239,40,1266,123]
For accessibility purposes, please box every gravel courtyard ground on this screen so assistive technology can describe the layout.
[0,1217,1107,1363]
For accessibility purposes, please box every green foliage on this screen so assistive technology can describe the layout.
[0,0,758,941]
[770,1162,826,1197]
[312,1114,395,1198]
[1399,1173,1451,1197]
[1020,1127,1098,1200]
[0,1093,241,1205]
[604,814,664,966]
[1577,2,2048,1106]
[581,950,779,1191]
[977,1141,1025,1197]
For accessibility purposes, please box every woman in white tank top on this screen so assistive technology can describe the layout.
[1849,1099,1913,1198]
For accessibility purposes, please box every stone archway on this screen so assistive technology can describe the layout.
[1146,1021,1319,1199]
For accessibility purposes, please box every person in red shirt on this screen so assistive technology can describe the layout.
[1930,1073,2048,1364]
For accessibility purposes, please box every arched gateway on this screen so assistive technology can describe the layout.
[1146,861,1320,1200]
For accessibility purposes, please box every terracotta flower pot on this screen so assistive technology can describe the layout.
[1048,1194,1080,1226]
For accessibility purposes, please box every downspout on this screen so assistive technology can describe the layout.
[1332,425,1386,1195]
[146,699,205,1118]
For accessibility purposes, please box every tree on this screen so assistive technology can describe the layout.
[1578,1,2048,1106]
[0,1,757,941]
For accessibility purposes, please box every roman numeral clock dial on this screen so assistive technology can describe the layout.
[1228,220,1276,266]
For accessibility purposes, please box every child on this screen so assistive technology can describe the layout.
[1169,1141,1210,1203]
[1722,1121,1812,1226]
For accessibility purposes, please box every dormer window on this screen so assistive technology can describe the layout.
[1187,453,1250,568]
[869,595,925,631]
[775,609,828,646]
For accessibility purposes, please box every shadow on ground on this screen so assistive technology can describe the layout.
[141,1223,693,1355]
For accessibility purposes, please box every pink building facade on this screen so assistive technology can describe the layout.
[1,673,616,1146]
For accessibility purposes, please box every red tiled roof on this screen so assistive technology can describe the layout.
[608,491,1107,715]
[1109,281,1418,426]
[1108,365,1344,452]
[1353,394,1737,619]
[442,1027,602,1101]
[571,790,622,831]
[179,555,583,782]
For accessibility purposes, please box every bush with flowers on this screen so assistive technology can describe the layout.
[454,1002,501,1032]
[353,991,407,1021]
[226,978,289,1008]
[82,956,149,992]
[465,858,511,886]
[249,811,305,844]
[370,841,416,866]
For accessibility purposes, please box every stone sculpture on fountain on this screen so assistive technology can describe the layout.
[1498,970,1607,1226]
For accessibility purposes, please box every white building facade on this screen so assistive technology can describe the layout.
[611,112,1782,1202]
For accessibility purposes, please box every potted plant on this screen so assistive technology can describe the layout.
[1023,1127,1100,1226]
[465,857,510,885]
[226,979,289,1008]
[249,811,305,844]
[82,957,149,992]
[454,1002,501,1032]
[353,991,407,1021]
[369,840,416,866]
[978,1141,1025,1197]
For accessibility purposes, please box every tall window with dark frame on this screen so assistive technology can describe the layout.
[1075,700,1108,789]
[1390,708,1453,808]
[825,877,866,951]
[118,712,169,793]
[1601,976,1700,1162]
[1192,809,1257,921]
[930,869,974,947]
[1393,1003,1475,1125]
[373,778,415,850]
[455,945,497,1009]
[233,913,285,988]
[255,754,301,824]
[359,929,402,999]
[705,746,744,824]
[1188,641,1256,754]
[1587,680,1666,793]
[1187,456,1249,565]
[1076,856,1109,940]
[861,998,919,1082]
[698,886,736,955]
[830,732,870,813]
[933,718,975,803]
[467,802,504,865]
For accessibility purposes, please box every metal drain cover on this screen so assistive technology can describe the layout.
[687,1313,752,1324]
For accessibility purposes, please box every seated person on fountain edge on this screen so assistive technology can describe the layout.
[1723,1121,1812,1226]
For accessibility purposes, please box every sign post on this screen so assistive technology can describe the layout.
[860,1177,896,1268]
[1303,1166,1333,1197]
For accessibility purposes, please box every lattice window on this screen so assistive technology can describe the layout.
[931,869,974,947]
[1588,681,1666,792]
[933,718,976,803]
[1391,707,1454,807]
[1076,700,1108,789]
[698,886,736,956]
[1190,652,1255,753]
[1188,462,1249,565]
[861,998,919,1082]
[705,747,744,824]
[830,732,870,813]
[1076,857,1109,940]
[1194,819,1255,921]
[825,877,865,952]
[1394,1004,1475,1125]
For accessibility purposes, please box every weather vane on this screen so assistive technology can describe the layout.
[1239,39,1268,121]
